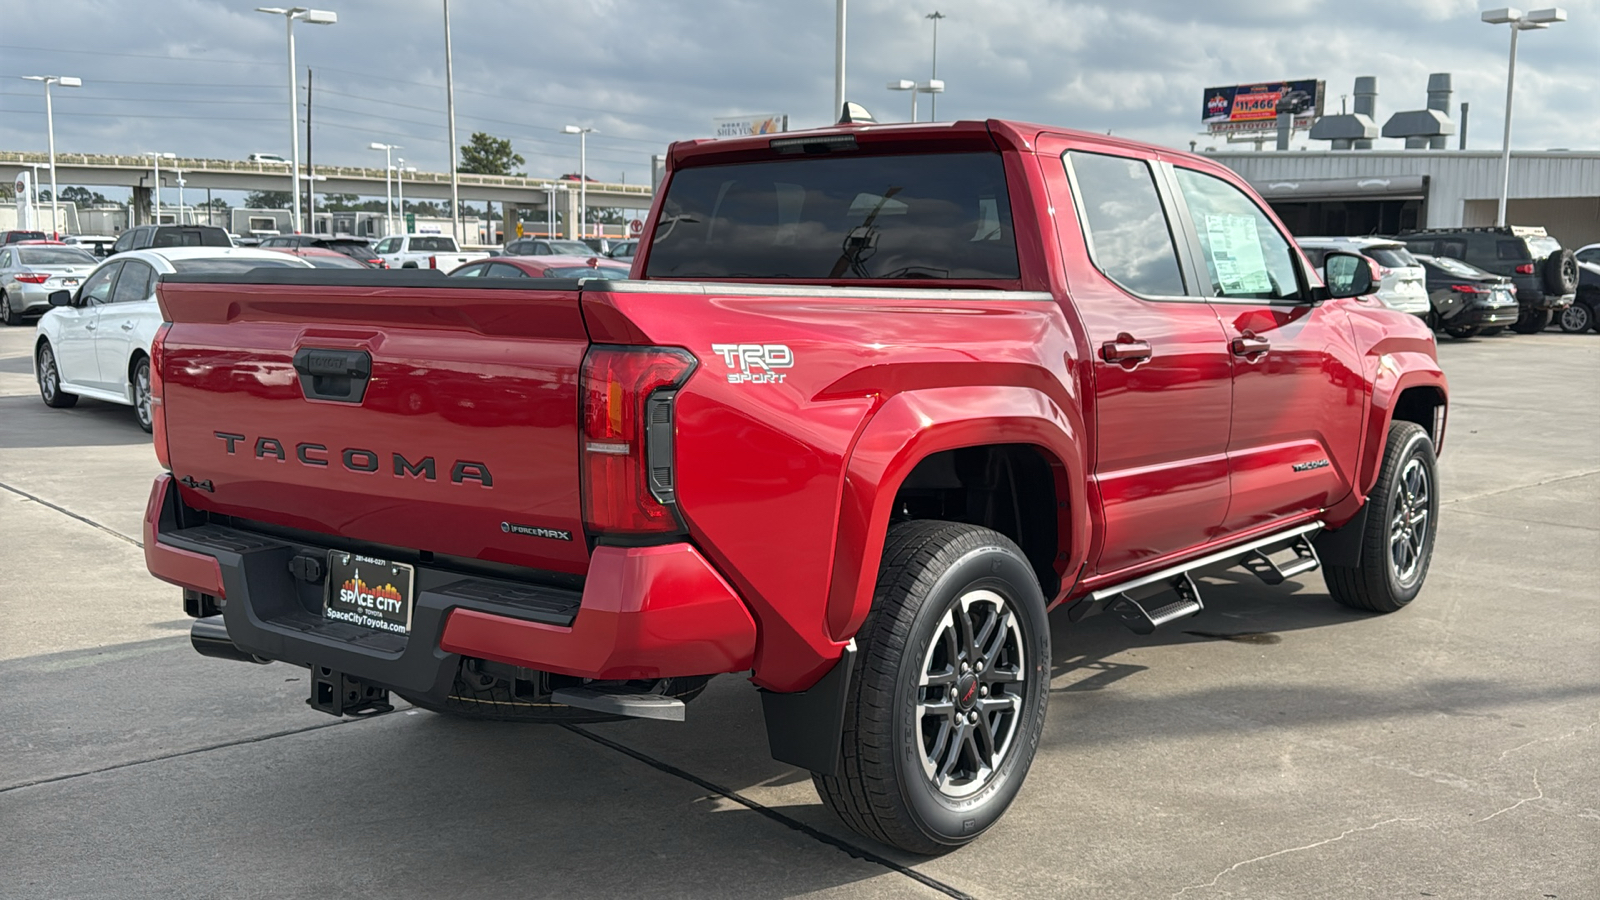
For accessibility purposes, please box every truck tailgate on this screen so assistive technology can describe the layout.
[156,273,591,575]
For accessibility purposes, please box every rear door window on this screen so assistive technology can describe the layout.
[1497,240,1530,261]
[1366,247,1418,269]
[487,263,530,278]
[1066,151,1185,297]
[646,152,1019,280]
[1173,167,1300,301]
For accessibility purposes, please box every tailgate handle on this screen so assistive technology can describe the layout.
[293,347,372,403]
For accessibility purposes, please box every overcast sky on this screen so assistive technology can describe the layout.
[1,0,1595,200]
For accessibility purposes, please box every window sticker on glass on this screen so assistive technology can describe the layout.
[1202,214,1273,294]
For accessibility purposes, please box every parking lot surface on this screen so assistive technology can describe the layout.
[1,324,1595,899]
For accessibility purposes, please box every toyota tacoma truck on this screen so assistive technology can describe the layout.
[142,115,1447,855]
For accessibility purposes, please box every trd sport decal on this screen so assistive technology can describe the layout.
[710,344,793,385]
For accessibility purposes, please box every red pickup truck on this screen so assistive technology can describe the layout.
[140,117,1446,854]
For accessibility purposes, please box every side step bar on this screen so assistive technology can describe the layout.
[1072,523,1323,633]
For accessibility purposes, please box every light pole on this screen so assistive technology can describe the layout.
[1481,7,1567,226]
[442,0,461,245]
[369,142,400,235]
[926,11,945,121]
[393,161,416,232]
[256,7,337,234]
[562,126,594,240]
[301,173,327,231]
[886,79,944,123]
[835,0,847,119]
[144,152,175,225]
[21,75,81,237]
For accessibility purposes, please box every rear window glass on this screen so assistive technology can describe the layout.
[410,237,458,253]
[1426,255,1490,278]
[1366,247,1418,268]
[646,152,1019,280]
[1525,236,1561,260]
[543,240,593,256]
[151,229,230,248]
[302,254,367,269]
[544,266,629,279]
[6,232,47,242]
[18,247,97,265]
[168,258,306,273]
[1497,240,1530,261]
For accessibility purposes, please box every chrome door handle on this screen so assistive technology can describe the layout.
[1231,331,1270,357]
[120,322,134,331]
[1101,334,1153,365]
[85,323,97,331]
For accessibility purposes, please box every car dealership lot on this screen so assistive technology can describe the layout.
[1,325,1594,899]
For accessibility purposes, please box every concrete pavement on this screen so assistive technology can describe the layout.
[1,321,1594,899]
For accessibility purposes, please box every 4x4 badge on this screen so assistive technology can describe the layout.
[179,476,215,492]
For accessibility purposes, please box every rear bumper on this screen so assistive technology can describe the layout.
[143,474,757,700]
[1452,304,1521,326]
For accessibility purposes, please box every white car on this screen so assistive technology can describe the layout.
[33,247,312,431]
[1296,237,1431,318]
[247,153,290,165]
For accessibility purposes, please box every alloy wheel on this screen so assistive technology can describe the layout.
[916,588,1028,799]
[1559,304,1591,333]
[1388,457,1431,587]
[40,347,58,401]
[134,362,153,428]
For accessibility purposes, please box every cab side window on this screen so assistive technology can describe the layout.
[111,231,135,254]
[80,262,122,305]
[1065,151,1185,298]
[1173,168,1300,301]
[111,260,156,303]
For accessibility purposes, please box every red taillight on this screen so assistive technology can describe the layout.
[1450,284,1486,294]
[1515,263,1535,275]
[428,256,438,269]
[580,346,696,534]
[15,273,50,284]
[150,323,172,470]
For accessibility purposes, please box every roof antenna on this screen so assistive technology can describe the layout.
[838,101,877,125]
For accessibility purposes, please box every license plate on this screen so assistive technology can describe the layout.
[324,551,414,635]
[61,278,79,286]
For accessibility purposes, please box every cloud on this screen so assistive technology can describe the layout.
[0,0,1593,200]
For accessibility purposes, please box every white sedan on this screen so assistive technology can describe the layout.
[33,247,312,431]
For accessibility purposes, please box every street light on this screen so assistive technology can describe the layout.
[886,79,943,123]
[392,160,416,232]
[301,172,328,231]
[256,6,337,234]
[144,152,175,225]
[369,142,401,235]
[925,11,946,121]
[442,0,461,245]
[1481,6,1567,226]
[561,126,595,240]
[20,75,81,237]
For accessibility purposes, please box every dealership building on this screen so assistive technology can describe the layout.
[1208,149,1600,249]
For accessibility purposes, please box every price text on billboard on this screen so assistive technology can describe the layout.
[1202,80,1324,135]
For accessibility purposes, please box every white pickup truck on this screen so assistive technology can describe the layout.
[372,234,488,270]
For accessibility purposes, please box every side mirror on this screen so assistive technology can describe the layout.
[1322,251,1375,300]
[48,290,73,308]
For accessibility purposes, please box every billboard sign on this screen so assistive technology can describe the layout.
[1202,80,1324,134]
[712,114,789,139]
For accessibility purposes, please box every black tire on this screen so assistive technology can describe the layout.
[398,659,710,724]
[36,342,78,409]
[1557,302,1593,334]
[1,292,23,326]
[1479,326,1505,337]
[814,521,1050,855]
[1324,421,1438,614]
[132,356,154,433]
[1542,249,1578,295]
[1510,307,1552,334]
[1443,324,1481,339]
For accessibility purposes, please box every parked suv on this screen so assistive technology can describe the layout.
[1396,226,1577,334]
[109,225,232,256]
[1296,237,1430,318]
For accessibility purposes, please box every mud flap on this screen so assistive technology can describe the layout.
[758,644,854,776]
[1313,503,1370,568]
